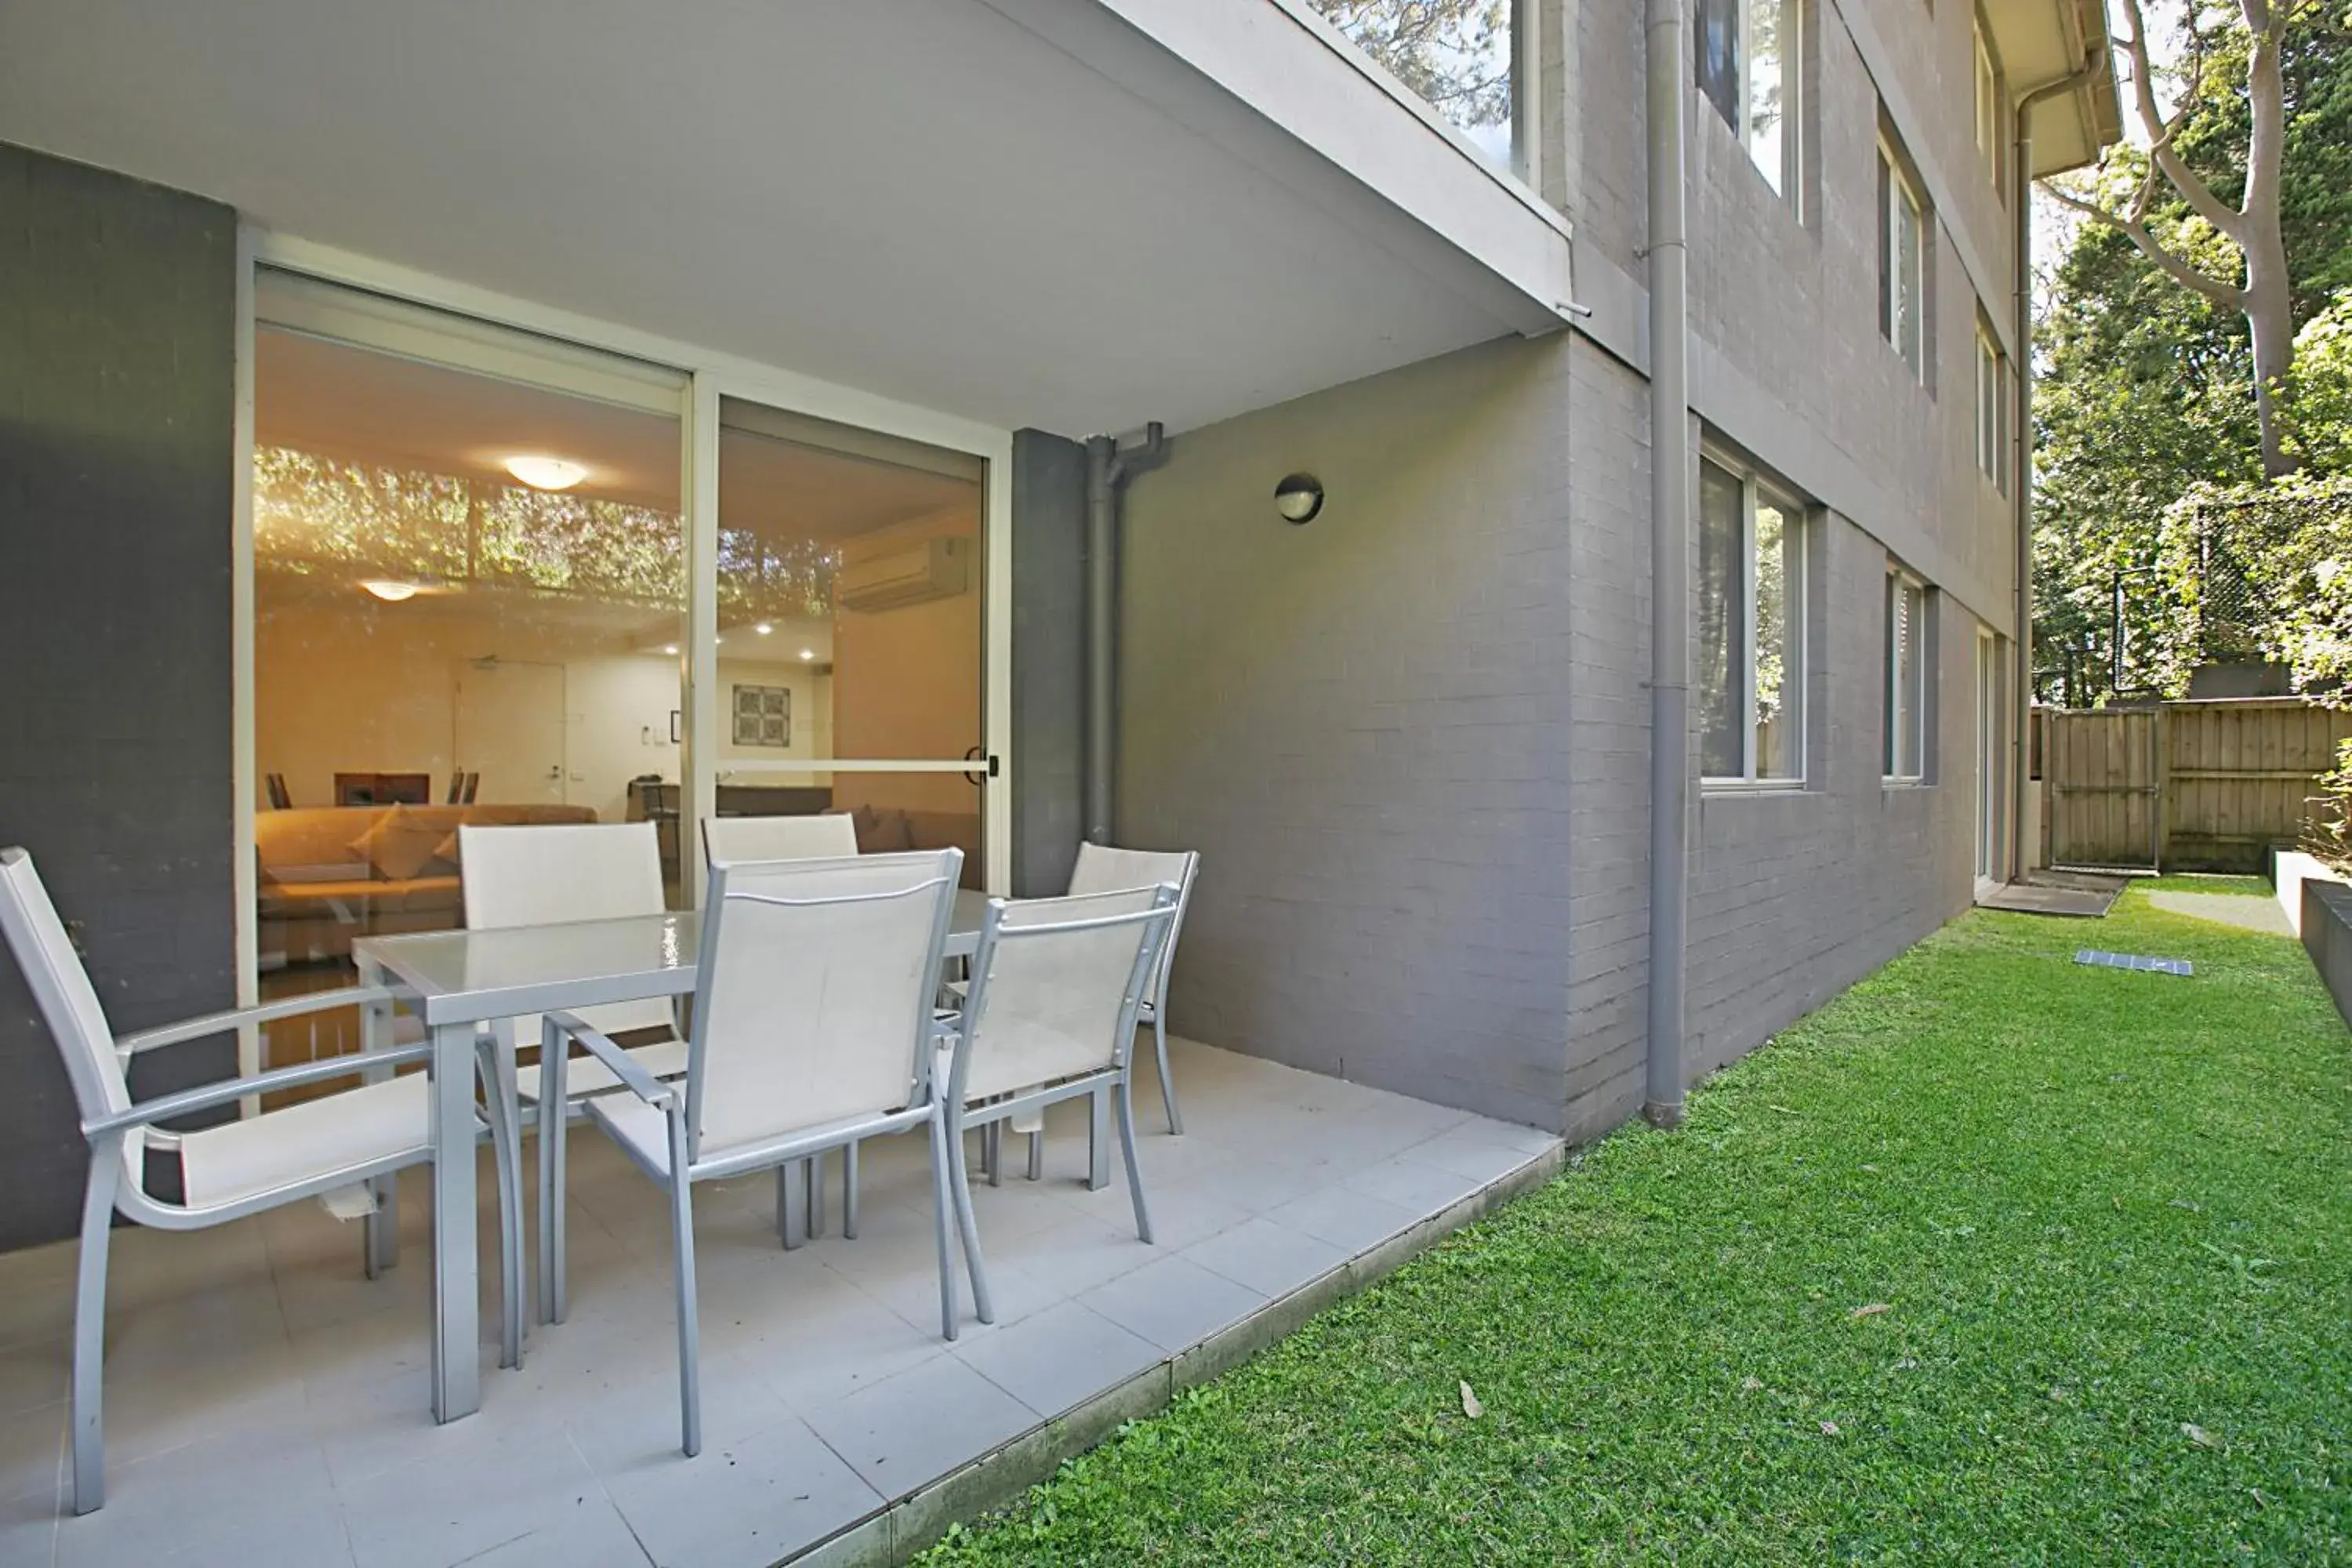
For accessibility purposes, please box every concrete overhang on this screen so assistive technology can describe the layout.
[0,0,1574,437]
[1985,0,2125,176]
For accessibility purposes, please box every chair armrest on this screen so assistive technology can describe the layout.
[82,1042,434,1138]
[545,1011,676,1108]
[117,985,398,1057]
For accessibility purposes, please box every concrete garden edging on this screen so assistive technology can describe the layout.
[2272,847,2352,1029]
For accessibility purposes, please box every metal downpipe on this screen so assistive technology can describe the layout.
[2010,50,2103,876]
[1643,0,1691,1129]
[1083,425,1165,847]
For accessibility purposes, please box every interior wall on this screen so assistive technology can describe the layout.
[830,504,983,822]
[0,145,238,1249]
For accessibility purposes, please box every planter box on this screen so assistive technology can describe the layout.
[2301,876,2352,1031]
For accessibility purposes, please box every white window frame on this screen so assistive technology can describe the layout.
[1884,568,1931,784]
[1878,140,1927,382]
[1700,454,1809,789]
[1974,322,2007,489]
[1700,0,1803,206]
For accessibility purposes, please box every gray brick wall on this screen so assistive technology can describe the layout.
[0,145,239,1249]
[1117,336,1580,1131]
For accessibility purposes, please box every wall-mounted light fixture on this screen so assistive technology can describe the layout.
[1274,473,1324,524]
[359,579,419,602]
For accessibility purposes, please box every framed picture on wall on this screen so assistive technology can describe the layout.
[732,684,791,747]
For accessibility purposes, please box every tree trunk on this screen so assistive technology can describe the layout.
[2242,9,2296,477]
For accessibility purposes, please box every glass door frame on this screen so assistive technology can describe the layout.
[232,230,1016,1073]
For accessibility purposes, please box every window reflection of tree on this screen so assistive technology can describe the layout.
[253,447,837,619]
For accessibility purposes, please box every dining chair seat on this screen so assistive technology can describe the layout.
[176,1072,435,1213]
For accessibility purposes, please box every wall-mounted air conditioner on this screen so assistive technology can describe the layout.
[837,537,971,612]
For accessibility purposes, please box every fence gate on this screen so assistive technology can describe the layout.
[2046,708,2162,871]
[2041,699,2352,873]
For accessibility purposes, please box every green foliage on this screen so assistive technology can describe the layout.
[1307,1,1514,130]
[919,889,2352,1564]
[2034,6,2352,703]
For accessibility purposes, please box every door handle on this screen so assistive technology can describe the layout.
[964,746,997,786]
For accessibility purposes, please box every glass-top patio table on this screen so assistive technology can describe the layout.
[353,887,993,1425]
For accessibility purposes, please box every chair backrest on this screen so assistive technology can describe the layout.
[266,772,292,810]
[462,771,481,804]
[700,813,858,866]
[688,849,960,1160]
[459,822,677,1039]
[952,883,1178,1105]
[1067,843,1199,1002]
[0,849,129,1124]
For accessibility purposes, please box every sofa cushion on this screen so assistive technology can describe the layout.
[852,804,914,854]
[348,804,446,882]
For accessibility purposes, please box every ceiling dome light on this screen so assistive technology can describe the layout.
[754,622,775,636]
[360,579,420,602]
[503,455,589,491]
[661,644,680,656]
[1273,473,1325,524]
[799,648,816,662]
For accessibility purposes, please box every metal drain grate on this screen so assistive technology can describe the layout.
[2075,949,2194,976]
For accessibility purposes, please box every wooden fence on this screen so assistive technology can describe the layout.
[2039,699,2352,873]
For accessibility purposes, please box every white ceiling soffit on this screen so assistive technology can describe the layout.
[0,0,1573,438]
[1984,0,2125,176]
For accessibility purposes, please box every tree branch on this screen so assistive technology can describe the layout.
[2041,182,2249,308]
[2113,0,2247,238]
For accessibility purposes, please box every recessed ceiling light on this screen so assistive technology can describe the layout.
[754,622,774,636]
[799,648,815,661]
[360,579,419,602]
[662,644,680,656]
[503,456,588,491]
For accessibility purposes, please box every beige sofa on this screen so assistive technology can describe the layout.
[257,803,597,964]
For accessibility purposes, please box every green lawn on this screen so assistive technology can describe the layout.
[920,884,2352,1565]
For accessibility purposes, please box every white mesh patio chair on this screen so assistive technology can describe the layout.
[700,811,864,1247]
[459,820,686,1323]
[699,812,858,863]
[541,848,974,1457]
[0,848,524,1515]
[1067,844,1199,1135]
[940,882,1180,1323]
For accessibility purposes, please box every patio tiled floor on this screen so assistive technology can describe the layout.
[0,1041,1558,1567]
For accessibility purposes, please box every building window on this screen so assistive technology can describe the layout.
[1309,1,1527,176]
[1974,20,2003,187]
[1877,140,1926,380]
[1699,455,1808,784]
[1884,569,1930,781]
[1697,0,1802,200]
[1975,324,2007,489]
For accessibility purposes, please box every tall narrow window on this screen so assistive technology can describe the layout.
[1974,20,2002,187]
[1975,325,2007,488]
[1878,141,1926,380]
[1697,0,1802,200]
[1311,1,1526,175]
[1700,454,1809,784]
[1884,570,1930,781]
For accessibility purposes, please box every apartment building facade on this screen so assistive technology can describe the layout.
[0,0,2116,1245]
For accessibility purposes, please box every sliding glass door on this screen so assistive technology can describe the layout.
[709,398,990,887]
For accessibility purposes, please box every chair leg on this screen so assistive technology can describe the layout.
[549,1092,572,1325]
[535,1094,555,1327]
[478,1040,524,1370]
[926,1113,964,1340]
[363,1172,397,1280]
[777,1163,806,1250]
[843,1141,861,1240]
[1087,1087,1111,1191]
[71,1146,122,1515]
[1153,1012,1183,1136]
[942,1109,995,1326]
[666,1118,702,1458]
[1116,1074,1155,1246]
[1025,1131,1043,1182]
[808,1156,826,1240]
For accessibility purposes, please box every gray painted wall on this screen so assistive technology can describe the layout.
[0,145,240,1248]
[1116,0,2010,1137]
[1010,429,1087,898]
[1118,336,1580,1131]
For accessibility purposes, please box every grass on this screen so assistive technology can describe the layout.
[919,885,2352,1565]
